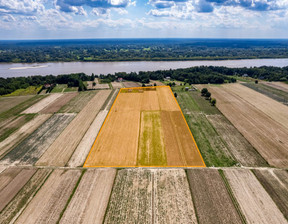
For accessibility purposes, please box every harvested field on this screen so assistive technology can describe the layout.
[187,169,243,224]
[0,166,5,174]
[0,114,36,142]
[0,168,36,211]
[15,169,81,224]
[40,92,78,114]
[22,93,63,114]
[223,84,288,130]
[36,90,111,167]
[94,83,110,89]
[58,91,97,113]
[111,82,123,88]
[105,169,197,223]
[0,95,33,114]
[0,168,22,192]
[0,114,51,159]
[209,85,288,168]
[138,111,166,166]
[67,110,108,167]
[224,169,287,224]
[0,169,52,224]
[85,86,204,167]
[207,114,268,167]
[60,169,116,224]
[263,81,288,92]
[122,81,141,88]
[149,80,165,86]
[0,114,76,166]
[253,169,288,220]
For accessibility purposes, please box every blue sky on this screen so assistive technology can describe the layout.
[0,0,287,39]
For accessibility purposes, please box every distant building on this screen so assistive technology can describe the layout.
[44,84,51,88]
[117,78,123,82]
[164,76,171,80]
[242,74,249,77]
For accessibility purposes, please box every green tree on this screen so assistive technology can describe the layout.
[211,98,216,106]
[201,88,208,96]
[205,91,211,100]
[174,92,177,98]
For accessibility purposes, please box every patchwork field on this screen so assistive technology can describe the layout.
[263,81,288,92]
[0,95,34,114]
[84,86,205,167]
[208,85,288,168]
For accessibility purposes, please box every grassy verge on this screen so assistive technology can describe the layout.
[51,84,67,93]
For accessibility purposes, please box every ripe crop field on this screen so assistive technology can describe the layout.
[104,169,197,223]
[0,114,75,166]
[84,86,205,167]
[15,169,81,224]
[253,169,288,220]
[208,85,288,168]
[187,169,243,223]
[59,169,116,224]
[22,93,63,114]
[36,90,111,167]
[224,169,287,224]
[40,92,77,114]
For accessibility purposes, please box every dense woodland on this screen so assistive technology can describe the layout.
[1,66,288,96]
[1,39,288,62]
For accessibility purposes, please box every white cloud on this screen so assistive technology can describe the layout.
[0,0,45,15]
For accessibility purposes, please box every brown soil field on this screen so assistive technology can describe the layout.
[105,169,197,223]
[161,111,205,166]
[153,169,197,223]
[0,95,34,114]
[22,93,63,114]
[0,168,36,211]
[0,114,76,166]
[59,169,116,224]
[111,82,123,88]
[0,166,5,174]
[122,81,141,87]
[94,83,110,89]
[36,90,111,167]
[222,84,288,130]
[207,114,268,167]
[15,169,81,224]
[149,80,165,86]
[0,168,22,192]
[0,169,52,224]
[67,110,108,167]
[224,169,287,224]
[187,169,242,224]
[253,169,288,220]
[40,92,78,114]
[263,81,288,92]
[0,114,51,159]
[85,86,204,167]
[209,85,288,168]
[58,91,97,113]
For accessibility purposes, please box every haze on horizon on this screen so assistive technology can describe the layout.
[0,0,288,40]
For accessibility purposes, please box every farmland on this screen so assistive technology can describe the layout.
[84,86,205,167]
[0,95,33,114]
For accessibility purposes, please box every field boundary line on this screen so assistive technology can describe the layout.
[83,89,121,167]
[169,87,206,167]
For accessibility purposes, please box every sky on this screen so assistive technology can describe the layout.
[0,0,288,39]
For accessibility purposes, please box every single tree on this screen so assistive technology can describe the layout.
[142,83,146,87]
[205,91,211,99]
[255,80,258,84]
[93,82,96,86]
[211,98,216,106]
[201,88,208,96]
[154,83,157,86]
[174,92,178,98]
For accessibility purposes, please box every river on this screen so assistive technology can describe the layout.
[0,58,288,78]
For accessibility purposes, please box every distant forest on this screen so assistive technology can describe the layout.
[0,39,288,63]
[1,65,288,96]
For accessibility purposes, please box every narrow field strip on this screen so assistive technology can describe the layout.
[22,93,63,114]
[187,169,243,223]
[59,169,116,224]
[36,90,111,167]
[0,95,34,114]
[224,169,287,224]
[15,169,81,224]
[0,168,36,211]
[0,168,23,192]
[253,169,288,220]
[40,92,78,114]
[0,114,76,166]
[263,81,288,93]
[0,169,52,224]
[0,114,51,159]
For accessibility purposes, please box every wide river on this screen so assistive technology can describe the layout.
[1,58,288,78]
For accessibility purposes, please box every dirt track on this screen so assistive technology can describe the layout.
[22,93,63,114]
[15,169,81,224]
[0,114,51,159]
[36,90,111,167]
[224,169,287,224]
[60,169,116,224]
[209,85,288,168]
[40,92,77,114]
[0,114,75,166]
[187,169,242,223]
